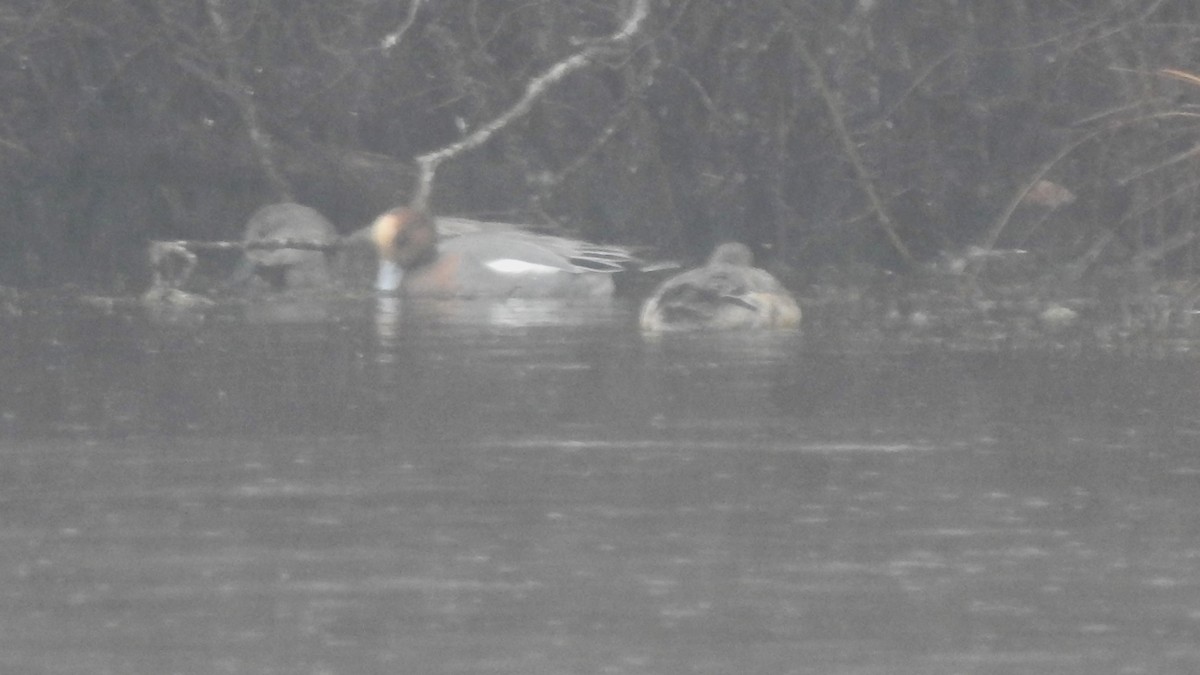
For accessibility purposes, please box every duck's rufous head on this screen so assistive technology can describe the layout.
[370,207,437,291]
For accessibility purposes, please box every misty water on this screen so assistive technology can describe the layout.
[4,293,1200,674]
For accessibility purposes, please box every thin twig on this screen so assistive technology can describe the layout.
[203,0,292,200]
[1115,143,1200,186]
[150,238,349,253]
[987,104,1200,263]
[380,0,423,52]
[788,15,914,266]
[977,133,1096,254]
[1132,230,1199,268]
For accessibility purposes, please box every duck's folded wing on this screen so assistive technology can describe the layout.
[440,231,635,275]
[434,217,523,239]
[434,217,637,272]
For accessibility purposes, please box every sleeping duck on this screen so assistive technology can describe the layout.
[639,242,800,332]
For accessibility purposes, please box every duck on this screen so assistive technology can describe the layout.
[369,207,637,298]
[639,242,801,332]
[233,203,338,290]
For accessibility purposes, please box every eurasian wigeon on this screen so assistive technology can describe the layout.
[235,203,338,289]
[639,242,801,332]
[370,207,636,298]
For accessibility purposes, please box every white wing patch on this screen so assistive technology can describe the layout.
[486,258,563,275]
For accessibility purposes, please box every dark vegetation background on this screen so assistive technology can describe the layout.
[3,0,1200,292]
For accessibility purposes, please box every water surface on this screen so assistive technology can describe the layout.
[3,295,1200,674]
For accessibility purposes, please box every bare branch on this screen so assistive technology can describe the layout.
[380,0,424,53]
[986,106,1200,270]
[409,0,650,211]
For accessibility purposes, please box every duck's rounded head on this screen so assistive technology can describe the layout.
[707,241,755,267]
[240,203,337,289]
[371,207,438,269]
